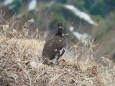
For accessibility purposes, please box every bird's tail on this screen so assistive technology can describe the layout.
[43,58,48,64]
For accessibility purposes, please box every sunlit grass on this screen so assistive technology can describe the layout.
[0,14,115,86]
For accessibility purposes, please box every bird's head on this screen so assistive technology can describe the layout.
[57,23,63,29]
[56,23,64,35]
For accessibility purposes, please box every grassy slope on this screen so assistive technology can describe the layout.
[0,36,115,86]
[0,12,114,85]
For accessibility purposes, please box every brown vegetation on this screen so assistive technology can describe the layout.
[0,15,115,86]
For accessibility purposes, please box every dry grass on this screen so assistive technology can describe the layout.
[0,36,115,86]
[0,15,115,86]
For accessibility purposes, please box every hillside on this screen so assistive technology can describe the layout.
[1,0,115,59]
[0,1,115,85]
[0,35,115,86]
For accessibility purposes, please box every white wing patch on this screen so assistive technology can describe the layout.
[59,47,66,55]
[49,54,59,64]
[48,48,66,64]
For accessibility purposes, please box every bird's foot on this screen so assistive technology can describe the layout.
[52,60,59,65]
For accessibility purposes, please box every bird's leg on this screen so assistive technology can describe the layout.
[52,56,59,65]
[53,59,59,65]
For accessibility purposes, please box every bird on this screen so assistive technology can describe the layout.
[42,22,66,65]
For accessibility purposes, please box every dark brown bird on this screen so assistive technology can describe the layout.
[42,23,66,65]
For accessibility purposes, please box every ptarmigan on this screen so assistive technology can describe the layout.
[42,23,66,65]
